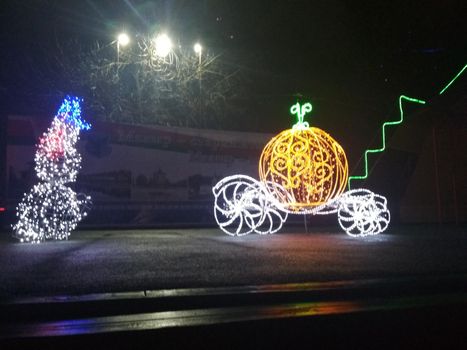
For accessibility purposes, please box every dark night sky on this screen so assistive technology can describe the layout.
[0,0,466,144]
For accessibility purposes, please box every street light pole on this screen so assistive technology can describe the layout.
[194,43,202,92]
[117,33,130,64]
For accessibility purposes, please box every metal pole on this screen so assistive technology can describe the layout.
[452,174,459,226]
[431,127,442,225]
[198,51,202,92]
[450,127,459,226]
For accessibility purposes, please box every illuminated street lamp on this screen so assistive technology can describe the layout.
[194,42,203,91]
[118,33,130,46]
[194,42,202,65]
[194,42,202,55]
[117,32,130,63]
[154,33,172,58]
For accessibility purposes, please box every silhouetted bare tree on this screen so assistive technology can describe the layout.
[52,35,245,128]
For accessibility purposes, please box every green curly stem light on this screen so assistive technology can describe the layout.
[290,102,312,129]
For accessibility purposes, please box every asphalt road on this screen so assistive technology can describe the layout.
[1,225,466,299]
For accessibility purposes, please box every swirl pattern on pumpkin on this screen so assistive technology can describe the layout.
[259,127,348,212]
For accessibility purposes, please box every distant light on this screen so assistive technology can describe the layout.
[154,33,172,58]
[194,43,202,54]
[117,33,130,46]
[0,207,5,212]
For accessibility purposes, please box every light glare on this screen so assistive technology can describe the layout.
[117,33,130,46]
[194,43,202,54]
[155,33,172,58]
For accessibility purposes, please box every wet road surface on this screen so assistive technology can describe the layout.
[0,225,466,299]
[1,225,466,348]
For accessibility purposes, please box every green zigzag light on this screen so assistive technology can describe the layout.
[347,96,425,189]
[348,63,467,189]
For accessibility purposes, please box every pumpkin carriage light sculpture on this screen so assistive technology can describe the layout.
[213,102,390,237]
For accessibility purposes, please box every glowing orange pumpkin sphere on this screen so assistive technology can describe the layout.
[259,103,348,213]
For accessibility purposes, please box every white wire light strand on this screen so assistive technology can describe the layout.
[337,189,390,237]
[213,174,390,237]
[212,175,288,236]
